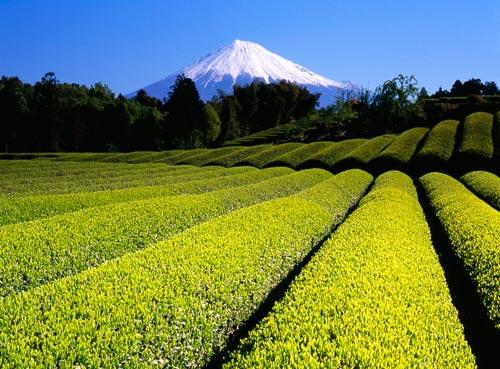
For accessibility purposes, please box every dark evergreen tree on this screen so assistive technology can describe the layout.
[450,80,464,96]
[461,78,483,95]
[134,89,161,108]
[163,75,204,148]
[483,81,499,95]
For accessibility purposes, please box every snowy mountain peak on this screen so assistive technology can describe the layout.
[130,40,359,106]
[182,39,346,88]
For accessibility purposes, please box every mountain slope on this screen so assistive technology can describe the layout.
[129,40,358,106]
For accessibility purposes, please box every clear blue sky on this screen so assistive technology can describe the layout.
[1,0,499,95]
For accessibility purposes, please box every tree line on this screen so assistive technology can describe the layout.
[0,73,318,152]
[313,75,500,140]
[432,78,499,97]
[1,73,498,152]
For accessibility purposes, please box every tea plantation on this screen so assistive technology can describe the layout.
[0,110,498,368]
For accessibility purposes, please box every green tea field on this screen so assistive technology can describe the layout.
[0,111,499,368]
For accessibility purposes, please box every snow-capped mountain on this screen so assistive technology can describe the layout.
[129,40,359,106]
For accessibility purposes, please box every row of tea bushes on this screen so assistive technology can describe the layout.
[333,134,395,169]
[460,171,500,210]
[299,139,367,170]
[458,112,495,161]
[421,172,500,332]
[0,165,235,197]
[415,119,460,164]
[204,145,271,167]
[371,127,429,169]
[235,143,305,168]
[0,167,291,226]
[266,142,334,168]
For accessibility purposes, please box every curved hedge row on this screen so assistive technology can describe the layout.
[266,141,334,168]
[225,171,475,368]
[334,134,395,169]
[235,143,305,168]
[416,119,460,163]
[166,148,211,165]
[53,152,116,162]
[0,169,330,296]
[458,112,494,160]
[223,123,301,146]
[299,139,367,170]
[460,171,500,210]
[0,165,232,197]
[372,127,429,167]
[204,145,271,167]
[126,151,184,163]
[0,170,373,369]
[420,172,500,332]
[0,162,195,185]
[0,160,176,180]
[99,151,160,163]
[175,146,243,166]
[0,167,291,226]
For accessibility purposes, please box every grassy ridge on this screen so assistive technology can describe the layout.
[0,169,330,296]
[421,172,500,332]
[0,170,372,369]
[460,171,500,210]
[225,171,475,368]
[0,167,291,226]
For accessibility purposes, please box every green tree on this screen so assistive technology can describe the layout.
[203,103,222,146]
[320,90,360,132]
[371,74,425,132]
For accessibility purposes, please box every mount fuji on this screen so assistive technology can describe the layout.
[129,40,359,106]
